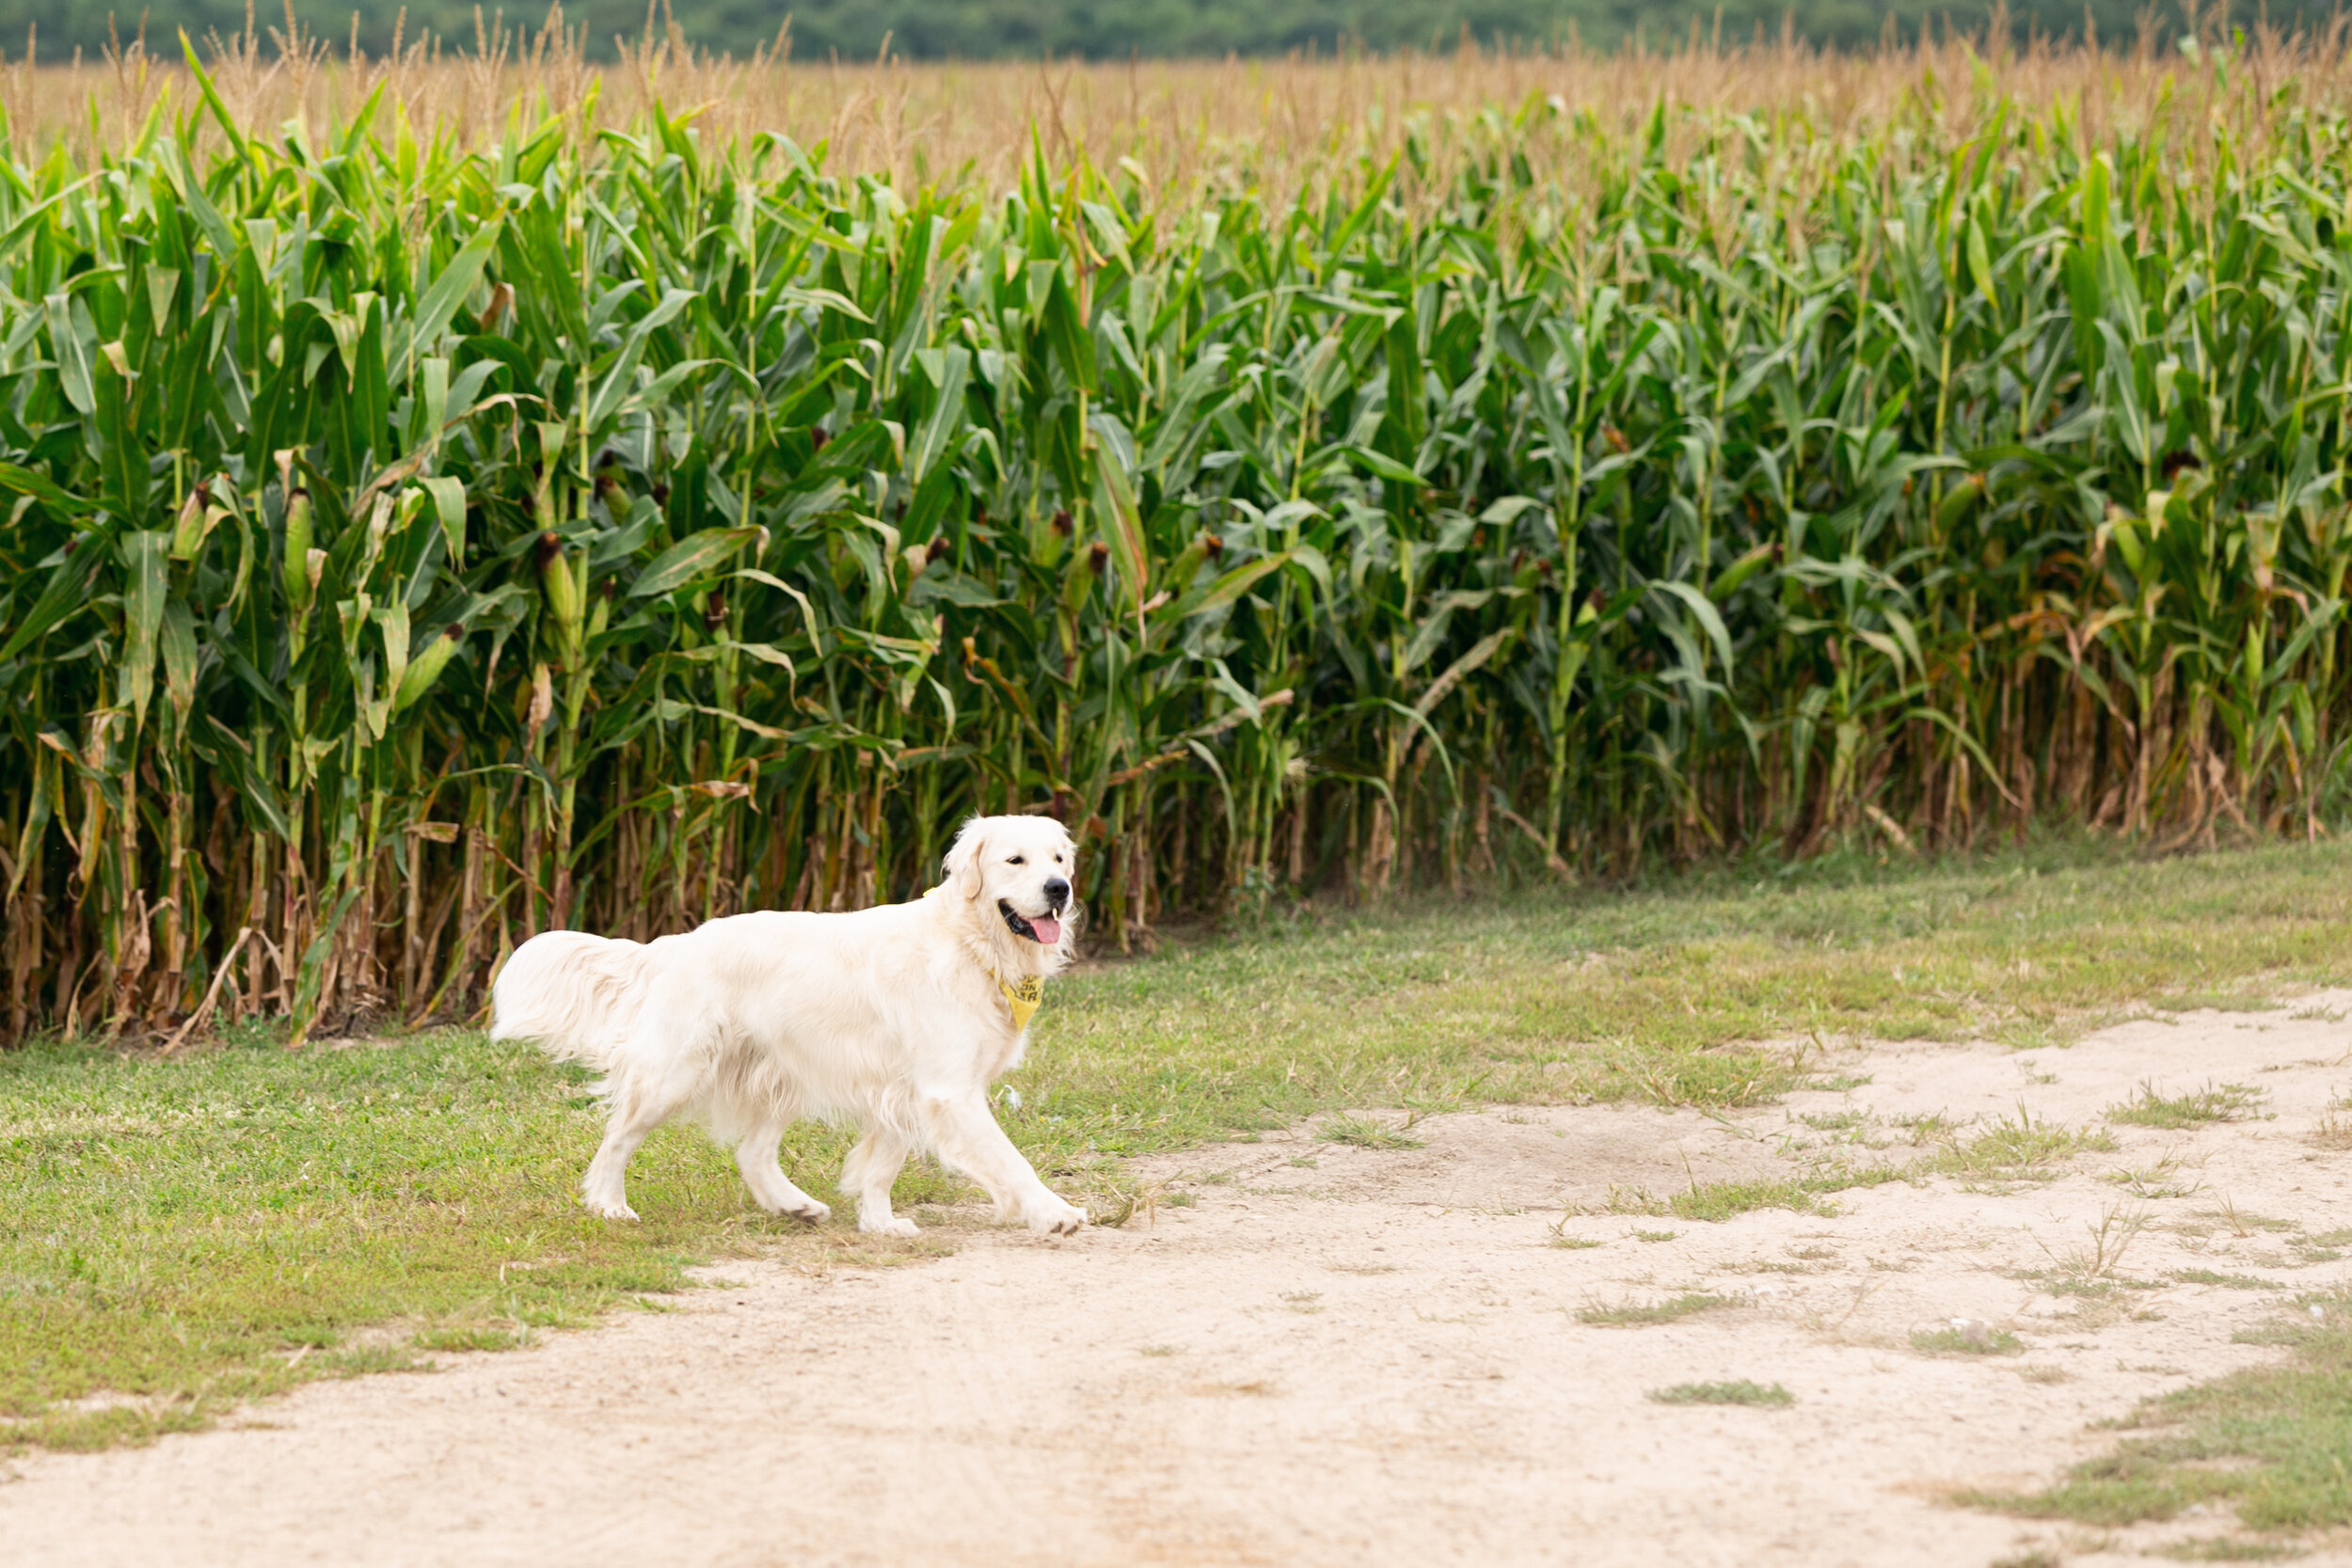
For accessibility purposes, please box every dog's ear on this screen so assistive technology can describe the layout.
[941,817,989,901]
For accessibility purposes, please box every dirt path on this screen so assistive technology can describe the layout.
[6,1001,2352,1566]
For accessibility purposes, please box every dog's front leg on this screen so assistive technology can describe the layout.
[841,1127,916,1237]
[919,1091,1087,1236]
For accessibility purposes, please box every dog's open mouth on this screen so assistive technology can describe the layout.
[998,900,1062,945]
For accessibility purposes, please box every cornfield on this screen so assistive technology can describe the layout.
[5,26,2352,1045]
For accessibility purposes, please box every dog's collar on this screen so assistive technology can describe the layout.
[924,886,1047,1031]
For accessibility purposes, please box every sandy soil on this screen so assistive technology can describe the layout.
[6,999,2352,1566]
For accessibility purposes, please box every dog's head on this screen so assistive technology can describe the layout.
[941,815,1078,954]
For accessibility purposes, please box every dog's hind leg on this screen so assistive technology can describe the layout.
[581,1057,701,1220]
[841,1126,917,1237]
[733,1123,832,1224]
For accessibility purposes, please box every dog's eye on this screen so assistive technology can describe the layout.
[1008,855,1025,865]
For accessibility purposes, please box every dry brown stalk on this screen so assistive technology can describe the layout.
[5,23,2351,204]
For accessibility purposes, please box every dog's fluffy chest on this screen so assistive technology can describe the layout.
[956,971,1033,1083]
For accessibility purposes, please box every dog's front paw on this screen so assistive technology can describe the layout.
[745,1181,831,1223]
[584,1196,641,1221]
[1025,1198,1088,1237]
[860,1216,919,1239]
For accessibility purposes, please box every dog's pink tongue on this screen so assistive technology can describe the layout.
[1029,915,1062,945]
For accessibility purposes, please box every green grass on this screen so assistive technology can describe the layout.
[0,1025,967,1449]
[8,838,2352,1451]
[1576,1292,1735,1327]
[1674,1180,1840,1221]
[1912,1324,2026,1356]
[1030,838,2352,1158]
[1315,1114,1424,1149]
[1929,1112,2118,1189]
[2106,1153,2204,1199]
[2172,1271,2288,1291]
[2151,1538,2309,1560]
[1668,1166,1915,1222]
[1646,1106,2109,1226]
[1967,1292,2352,1531]
[2296,1229,2352,1263]
[2108,1083,2269,1130]
[1648,1379,1794,1407]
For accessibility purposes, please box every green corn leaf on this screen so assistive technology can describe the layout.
[0,462,93,522]
[119,530,169,730]
[44,292,94,416]
[631,528,761,598]
[159,599,198,725]
[420,476,467,564]
[1965,215,1996,301]
[1651,580,1737,676]
[1092,445,1147,614]
[1178,551,1292,619]
[392,221,505,385]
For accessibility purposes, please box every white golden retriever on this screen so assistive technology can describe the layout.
[489,815,1088,1236]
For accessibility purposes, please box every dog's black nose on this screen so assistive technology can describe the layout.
[1043,877,1070,910]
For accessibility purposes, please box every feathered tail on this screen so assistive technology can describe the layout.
[488,930,653,1072]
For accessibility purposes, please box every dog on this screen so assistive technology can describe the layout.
[489,814,1088,1237]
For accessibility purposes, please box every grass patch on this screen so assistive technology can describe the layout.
[1913,1323,2026,1355]
[2173,1270,2287,1291]
[2307,1113,2352,1151]
[1034,837,2352,1148]
[2106,1150,2204,1200]
[11,838,2352,1451]
[1929,1109,2116,1189]
[1576,1292,1735,1327]
[2151,1539,2308,1561]
[2295,1229,2352,1264]
[2037,1203,2153,1288]
[2210,1201,2299,1237]
[1966,1291,2352,1531]
[1648,1379,1793,1407]
[1668,1164,1913,1222]
[1675,1178,1839,1221]
[2109,1082,2267,1130]
[0,1028,765,1450]
[1315,1113,1423,1149]
[411,1325,531,1354]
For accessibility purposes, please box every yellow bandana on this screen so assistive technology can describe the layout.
[997,974,1045,1031]
[925,885,1047,1031]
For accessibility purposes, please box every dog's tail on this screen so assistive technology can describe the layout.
[488,929,652,1072]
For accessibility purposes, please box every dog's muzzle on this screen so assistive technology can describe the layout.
[999,888,1067,945]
